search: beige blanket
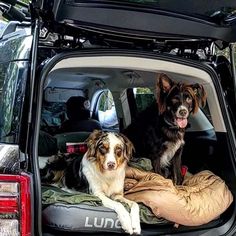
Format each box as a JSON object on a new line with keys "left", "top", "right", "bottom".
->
{"left": 124, "top": 167, "right": 233, "bottom": 226}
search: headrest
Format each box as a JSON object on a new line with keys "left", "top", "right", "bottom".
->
{"left": 66, "top": 96, "right": 90, "bottom": 110}
{"left": 66, "top": 96, "right": 90, "bottom": 120}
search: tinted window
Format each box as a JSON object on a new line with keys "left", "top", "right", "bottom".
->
{"left": 0, "top": 61, "right": 29, "bottom": 143}
{"left": 0, "top": 28, "right": 32, "bottom": 144}
{"left": 134, "top": 87, "right": 155, "bottom": 113}
{"left": 40, "top": 101, "right": 66, "bottom": 134}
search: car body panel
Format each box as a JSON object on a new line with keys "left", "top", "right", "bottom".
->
{"left": 0, "top": 27, "right": 33, "bottom": 174}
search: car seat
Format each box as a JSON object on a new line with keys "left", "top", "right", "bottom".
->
{"left": 38, "top": 130, "right": 58, "bottom": 156}
{"left": 59, "top": 96, "right": 102, "bottom": 133}
{"left": 54, "top": 131, "right": 91, "bottom": 153}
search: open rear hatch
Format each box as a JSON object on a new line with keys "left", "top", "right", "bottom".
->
{"left": 34, "top": 0, "right": 236, "bottom": 47}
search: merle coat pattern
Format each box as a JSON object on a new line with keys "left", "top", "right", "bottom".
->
{"left": 40, "top": 130, "right": 141, "bottom": 235}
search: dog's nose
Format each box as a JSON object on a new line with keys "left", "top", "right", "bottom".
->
{"left": 107, "top": 162, "right": 115, "bottom": 169}
{"left": 179, "top": 109, "right": 187, "bottom": 117}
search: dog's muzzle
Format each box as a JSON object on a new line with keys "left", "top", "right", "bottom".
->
{"left": 107, "top": 161, "right": 116, "bottom": 170}
{"left": 175, "top": 106, "right": 189, "bottom": 128}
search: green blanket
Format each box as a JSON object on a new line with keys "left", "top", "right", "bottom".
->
{"left": 42, "top": 158, "right": 168, "bottom": 225}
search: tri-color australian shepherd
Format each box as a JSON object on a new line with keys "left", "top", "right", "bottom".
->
{"left": 41, "top": 130, "right": 141, "bottom": 235}
{"left": 123, "top": 73, "right": 207, "bottom": 185}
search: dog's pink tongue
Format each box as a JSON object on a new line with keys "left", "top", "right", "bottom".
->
{"left": 176, "top": 118, "right": 188, "bottom": 128}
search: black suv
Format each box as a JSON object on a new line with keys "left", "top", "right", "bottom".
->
{"left": 1, "top": 1, "right": 236, "bottom": 235}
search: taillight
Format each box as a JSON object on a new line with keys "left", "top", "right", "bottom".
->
{"left": 0, "top": 174, "right": 31, "bottom": 236}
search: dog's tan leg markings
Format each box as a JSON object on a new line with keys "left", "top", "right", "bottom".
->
{"left": 112, "top": 194, "right": 141, "bottom": 235}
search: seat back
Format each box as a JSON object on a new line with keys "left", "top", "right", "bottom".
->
{"left": 60, "top": 119, "right": 102, "bottom": 133}
{"left": 59, "top": 96, "right": 102, "bottom": 133}
{"left": 54, "top": 131, "right": 91, "bottom": 153}
{"left": 38, "top": 131, "right": 58, "bottom": 156}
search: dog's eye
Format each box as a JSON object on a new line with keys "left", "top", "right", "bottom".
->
{"left": 172, "top": 98, "right": 179, "bottom": 104}
{"left": 186, "top": 97, "right": 192, "bottom": 103}
{"left": 99, "top": 146, "right": 107, "bottom": 154}
{"left": 115, "top": 148, "right": 122, "bottom": 157}
{"left": 184, "top": 93, "right": 192, "bottom": 103}
{"left": 171, "top": 94, "right": 180, "bottom": 103}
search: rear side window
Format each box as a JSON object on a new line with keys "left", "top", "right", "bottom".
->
{"left": 97, "top": 90, "right": 119, "bottom": 130}
{"left": 134, "top": 87, "right": 155, "bottom": 113}
{"left": 0, "top": 61, "right": 28, "bottom": 143}
{"left": 120, "top": 87, "right": 155, "bottom": 128}
{"left": 0, "top": 29, "right": 32, "bottom": 144}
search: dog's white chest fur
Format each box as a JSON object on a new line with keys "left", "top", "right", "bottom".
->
{"left": 160, "top": 139, "right": 185, "bottom": 168}
{"left": 82, "top": 160, "right": 126, "bottom": 196}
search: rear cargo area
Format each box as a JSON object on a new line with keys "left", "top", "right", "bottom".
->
{"left": 36, "top": 54, "right": 235, "bottom": 235}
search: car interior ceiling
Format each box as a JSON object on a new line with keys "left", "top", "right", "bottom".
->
{"left": 39, "top": 56, "right": 235, "bottom": 233}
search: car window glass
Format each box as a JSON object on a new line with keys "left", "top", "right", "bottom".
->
{"left": 0, "top": 62, "right": 26, "bottom": 143}
{"left": 40, "top": 101, "right": 66, "bottom": 134}
{"left": 97, "top": 90, "right": 119, "bottom": 130}
{"left": 133, "top": 87, "right": 156, "bottom": 113}
{"left": 215, "top": 46, "right": 230, "bottom": 60}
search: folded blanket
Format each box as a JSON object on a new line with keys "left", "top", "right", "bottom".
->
{"left": 41, "top": 158, "right": 233, "bottom": 227}
{"left": 42, "top": 185, "right": 168, "bottom": 225}
{"left": 124, "top": 167, "right": 233, "bottom": 226}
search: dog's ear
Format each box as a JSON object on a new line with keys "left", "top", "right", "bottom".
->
{"left": 191, "top": 83, "right": 207, "bottom": 113}
{"left": 85, "top": 129, "right": 104, "bottom": 158}
{"left": 119, "top": 133, "right": 135, "bottom": 161}
{"left": 156, "top": 73, "right": 175, "bottom": 114}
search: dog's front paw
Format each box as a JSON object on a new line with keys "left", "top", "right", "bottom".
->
{"left": 131, "top": 220, "right": 141, "bottom": 235}
{"left": 130, "top": 203, "right": 141, "bottom": 235}
{"left": 116, "top": 206, "right": 134, "bottom": 235}
{"left": 119, "top": 215, "right": 133, "bottom": 234}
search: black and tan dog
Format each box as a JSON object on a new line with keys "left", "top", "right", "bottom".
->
{"left": 123, "top": 73, "right": 206, "bottom": 185}
{"left": 40, "top": 152, "right": 87, "bottom": 192}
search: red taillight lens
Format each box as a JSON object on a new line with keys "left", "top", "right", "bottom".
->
{"left": 0, "top": 197, "right": 18, "bottom": 213}
{"left": 0, "top": 174, "right": 31, "bottom": 236}
{"left": 20, "top": 174, "right": 31, "bottom": 236}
